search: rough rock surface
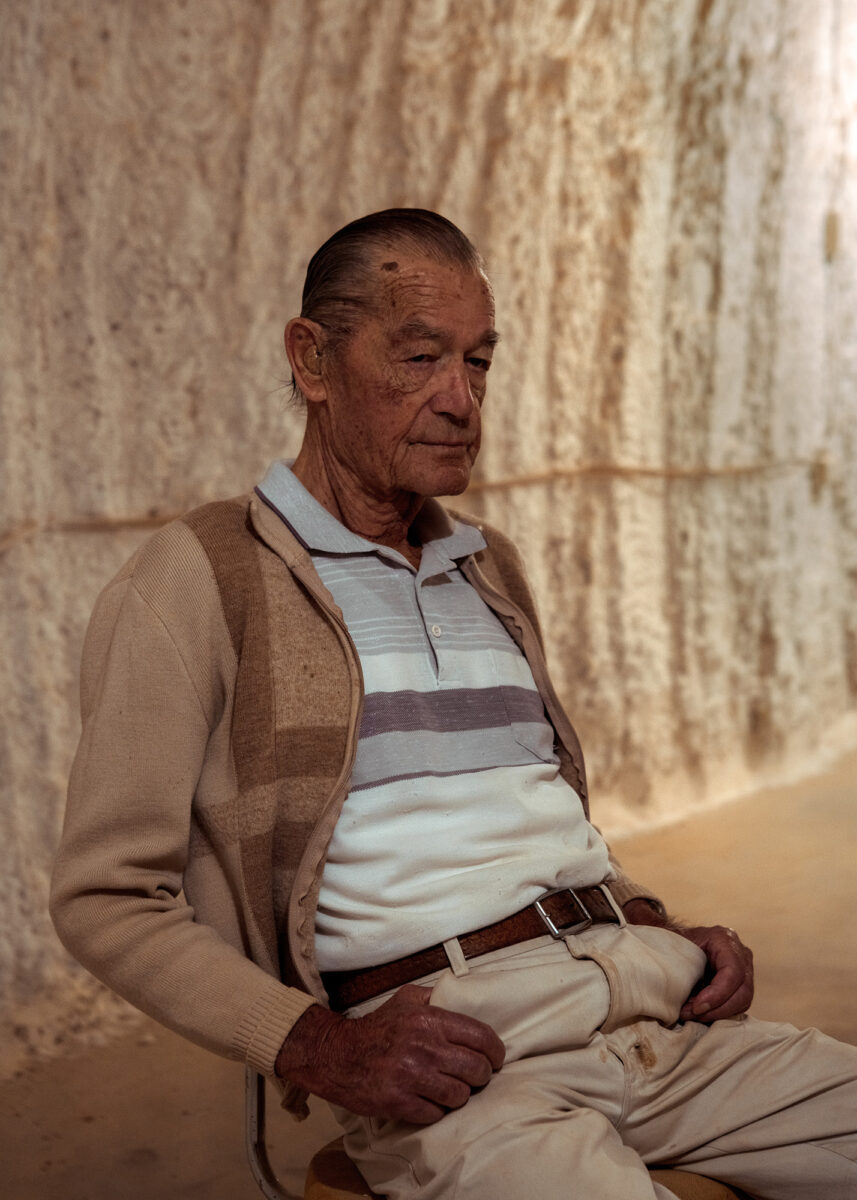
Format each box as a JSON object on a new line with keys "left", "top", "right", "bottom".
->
{"left": 2, "top": 0, "right": 855, "bottom": 1066}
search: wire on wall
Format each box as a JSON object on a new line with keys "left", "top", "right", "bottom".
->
{"left": 0, "top": 454, "right": 830, "bottom": 557}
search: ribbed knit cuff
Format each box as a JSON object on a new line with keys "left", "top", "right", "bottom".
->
{"left": 233, "top": 981, "right": 318, "bottom": 1076}
{"left": 607, "top": 876, "right": 667, "bottom": 917}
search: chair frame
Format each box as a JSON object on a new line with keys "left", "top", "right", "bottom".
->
{"left": 246, "top": 1066, "right": 299, "bottom": 1200}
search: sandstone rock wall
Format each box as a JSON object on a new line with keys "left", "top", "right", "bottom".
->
{"left": 2, "top": 0, "right": 855, "bottom": 1065}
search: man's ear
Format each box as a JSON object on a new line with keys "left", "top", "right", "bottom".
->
{"left": 285, "top": 318, "right": 327, "bottom": 403}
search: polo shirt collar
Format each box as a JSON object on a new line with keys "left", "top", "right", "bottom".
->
{"left": 255, "top": 460, "right": 486, "bottom": 566}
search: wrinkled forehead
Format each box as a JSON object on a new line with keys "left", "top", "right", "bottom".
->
{"left": 367, "top": 249, "right": 494, "bottom": 323}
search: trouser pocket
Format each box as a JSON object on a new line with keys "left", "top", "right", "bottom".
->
{"left": 567, "top": 924, "right": 706, "bottom": 1033}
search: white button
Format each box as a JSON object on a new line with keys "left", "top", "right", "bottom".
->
{"left": 430, "top": 624, "right": 442, "bottom": 637}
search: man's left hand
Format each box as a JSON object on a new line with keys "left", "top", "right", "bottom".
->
{"left": 677, "top": 923, "right": 754, "bottom": 1022}
{"left": 623, "top": 899, "right": 754, "bottom": 1023}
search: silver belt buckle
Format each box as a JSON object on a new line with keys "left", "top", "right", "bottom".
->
{"left": 535, "top": 887, "right": 593, "bottom": 938}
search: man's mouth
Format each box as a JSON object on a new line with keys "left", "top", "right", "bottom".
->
{"left": 416, "top": 440, "right": 474, "bottom": 448}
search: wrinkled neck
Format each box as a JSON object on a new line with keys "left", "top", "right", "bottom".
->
{"left": 292, "top": 427, "right": 423, "bottom": 566}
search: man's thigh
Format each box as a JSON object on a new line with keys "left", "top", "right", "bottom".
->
{"left": 338, "top": 1039, "right": 674, "bottom": 1200}
{"left": 340, "top": 1014, "right": 857, "bottom": 1200}
{"left": 612, "top": 1015, "right": 857, "bottom": 1199}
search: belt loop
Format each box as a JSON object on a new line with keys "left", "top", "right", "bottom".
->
{"left": 600, "top": 883, "right": 627, "bottom": 928}
{"left": 442, "top": 937, "right": 470, "bottom": 977}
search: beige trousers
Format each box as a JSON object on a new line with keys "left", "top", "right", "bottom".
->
{"left": 334, "top": 923, "right": 857, "bottom": 1200}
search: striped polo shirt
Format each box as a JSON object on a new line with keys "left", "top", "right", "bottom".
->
{"left": 257, "top": 462, "right": 610, "bottom": 971}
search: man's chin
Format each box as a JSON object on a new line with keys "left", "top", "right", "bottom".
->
{"left": 430, "top": 469, "right": 474, "bottom": 498}
{"left": 399, "top": 465, "right": 473, "bottom": 500}
{"left": 413, "top": 445, "right": 477, "bottom": 494}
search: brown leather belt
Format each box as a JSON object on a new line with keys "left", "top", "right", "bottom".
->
{"left": 322, "top": 885, "right": 620, "bottom": 1012}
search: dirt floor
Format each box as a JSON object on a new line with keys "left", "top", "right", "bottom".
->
{"left": 3, "top": 750, "right": 856, "bottom": 1200}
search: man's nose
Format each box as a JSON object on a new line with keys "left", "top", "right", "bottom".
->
{"left": 432, "top": 362, "right": 475, "bottom": 420}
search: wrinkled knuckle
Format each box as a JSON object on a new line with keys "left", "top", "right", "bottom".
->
{"left": 444, "top": 1079, "right": 472, "bottom": 1109}
{"left": 392, "top": 1051, "right": 423, "bottom": 1088}
{"left": 472, "top": 1057, "right": 493, "bottom": 1087}
{"left": 416, "top": 1007, "right": 442, "bottom": 1032}
{"left": 455, "top": 1049, "right": 488, "bottom": 1087}
{"left": 401, "top": 1098, "right": 433, "bottom": 1126}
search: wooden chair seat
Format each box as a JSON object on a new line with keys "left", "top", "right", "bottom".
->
{"left": 304, "top": 1136, "right": 748, "bottom": 1200}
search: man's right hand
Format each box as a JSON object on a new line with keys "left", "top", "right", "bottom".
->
{"left": 274, "top": 984, "right": 506, "bottom": 1125}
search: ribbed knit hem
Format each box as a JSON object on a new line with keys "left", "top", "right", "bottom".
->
{"left": 233, "top": 980, "right": 318, "bottom": 1076}
{"left": 607, "top": 877, "right": 667, "bottom": 916}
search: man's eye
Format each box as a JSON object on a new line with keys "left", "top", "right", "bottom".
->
{"left": 407, "top": 354, "right": 434, "bottom": 364}
{"left": 468, "top": 357, "right": 491, "bottom": 372}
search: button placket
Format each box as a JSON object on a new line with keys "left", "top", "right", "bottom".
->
{"left": 416, "top": 548, "right": 458, "bottom": 683}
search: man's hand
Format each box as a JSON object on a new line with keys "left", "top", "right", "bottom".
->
{"left": 623, "top": 899, "right": 754, "bottom": 1023}
{"left": 677, "top": 924, "right": 755, "bottom": 1022}
{"left": 275, "top": 984, "right": 506, "bottom": 1125}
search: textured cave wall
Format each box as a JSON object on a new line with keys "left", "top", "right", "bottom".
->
{"left": 1, "top": 0, "right": 855, "bottom": 1065}
{"left": 464, "top": 0, "right": 857, "bottom": 828}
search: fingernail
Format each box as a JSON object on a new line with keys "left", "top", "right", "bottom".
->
{"left": 695, "top": 1001, "right": 711, "bottom": 1016}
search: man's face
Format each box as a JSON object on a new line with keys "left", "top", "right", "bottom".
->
{"left": 319, "top": 252, "right": 497, "bottom": 504}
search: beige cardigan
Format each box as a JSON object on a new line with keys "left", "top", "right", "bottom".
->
{"left": 50, "top": 492, "right": 661, "bottom": 1109}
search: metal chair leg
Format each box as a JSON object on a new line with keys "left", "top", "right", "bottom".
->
{"left": 245, "top": 1066, "right": 301, "bottom": 1200}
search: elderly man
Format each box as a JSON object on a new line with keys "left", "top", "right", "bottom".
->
{"left": 52, "top": 210, "right": 856, "bottom": 1200}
